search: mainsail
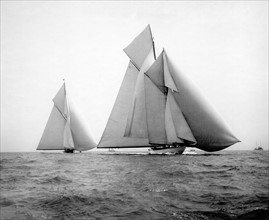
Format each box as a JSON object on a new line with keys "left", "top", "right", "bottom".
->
{"left": 98, "top": 25, "right": 155, "bottom": 148}
{"left": 98, "top": 25, "right": 239, "bottom": 151}
{"left": 37, "top": 82, "right": 96, "bottom": 151}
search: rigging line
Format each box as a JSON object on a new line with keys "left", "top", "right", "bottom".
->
{"left": 129, "top": 59, "right": 140, "bottom": 71}
{"left": 153, "top": 41, "right": 157, "bottom": 61}
{"left": 54, "top": 104, "right": 68, "bottom": 121}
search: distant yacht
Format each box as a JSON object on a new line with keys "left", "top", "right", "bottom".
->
{"left": 37, "top": 81, "right": 96, "bottom": 153}
{"left": 254, "top": 141, "right": 263, "bottom": 151}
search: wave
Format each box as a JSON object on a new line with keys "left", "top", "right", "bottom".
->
{"left": 39, "top": 175, "right": 72, "bottom": 185}
{"left": 158, "top": 170, "right": 190, "bottom": 178}
{"left": 0, "top": 198, "right": 15, "bottom": 207}
{"left": 236, "top": 209, "right": 269, "bottom": 220}
{"left": 0, "top": 174, "right": 27, "bottom": 184}
{"left": 35, "top": 191, "right": 161, "bottom": 219}
{"left": 26, "top": 159, "right": 37, "bottom": 164}
{"left": 1, "top": 151, "right": 268, "bottom": 220}
{"left": 171, "top": 209, "right": 269, "bottom": 220}
{"left": 210, "top": 184, "right": 243, "bottom": 191}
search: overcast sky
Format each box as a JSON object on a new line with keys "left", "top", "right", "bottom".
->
{"left": 1, "top": 1, "right": 268, "bottom": 152}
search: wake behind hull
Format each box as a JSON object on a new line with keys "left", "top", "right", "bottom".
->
{"left": 148, "top": 146, "right": 186, "bottom": 155}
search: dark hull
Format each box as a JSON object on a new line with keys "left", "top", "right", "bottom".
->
{"left": 64, "top": 149, "right": 75, "bottom": 153}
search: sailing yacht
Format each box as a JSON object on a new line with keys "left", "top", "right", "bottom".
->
{"left": 254, "top": 141, "right": 263, "bottom": 150}
{"left": 37, "top": 81, "right": 96, "bottom": 153}
{"left": 95, "top": 25, "right": 239, "bottom": 154}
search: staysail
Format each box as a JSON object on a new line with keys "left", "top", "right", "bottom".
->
{"left": 37, "top": 82, "right": 96, "bottom": 151}
{"left": 144, "top": 51, "right": 197, "bottom": 146}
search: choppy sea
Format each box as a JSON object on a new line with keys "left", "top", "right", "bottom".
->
{"left": 0, "top": 150, "right": 268, "bottom": 220}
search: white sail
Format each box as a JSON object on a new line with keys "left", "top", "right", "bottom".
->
{"left": 98, "top": 25, "right": 156, "bottom": 148}
{"left": 124, "top": 47, "right": 155, "bottom": 138}
{"left": 53, "top": 83, "right": 75, "bottom": 150}
{"left": 69, "top": 100, "right": 96, "bottom": 151}
{"left": 63, "top": 120, "right": 75, "bottom": 149}
{"left": 52, "top": 83, "right": 67, "bottom": 117}
{"left": 144, "top": 75, "right": 167, "bottom": 144}
{"left": 144, "top": 51, "right": 196, "bottom": 145}
{"left": 143, "top": 49, "right": 238, "bottom": 151}
{"left": 166, "top": 90, "right": 196, "bottom": 144}
{"left": 98, "top": 62, "right": 150, "bottom": 148}
{"left": 37, "top": 105, "right": 66, "bottom": 150}
{"left": 37, "top": 82, "right": 96, "bottom": 151}
{"left": 123, "top": 25, "right": 155, "bottom": 138}
{"left": 124, "top": 24, "right": 155, "bottom": 69}
{"left": 165, "top": 93, "right": 184, "bottom": 144}
{"left": 163, "top": 51, "right": 240, "bottom": 151}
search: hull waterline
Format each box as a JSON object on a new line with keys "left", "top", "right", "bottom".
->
{"left": 91, "top": 146, "right": 186, "bottom": 155}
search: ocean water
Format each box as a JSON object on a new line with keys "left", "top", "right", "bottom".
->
{"left": 0, "top": 150, "right": 268, "bottom": 220}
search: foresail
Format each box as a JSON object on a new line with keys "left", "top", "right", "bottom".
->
{"left": 63, "top": 121, "right": 75, "bottom": 149}
{"left": 165, "top": 95, "right": 184, "bottom": 144}
{"left": 37, "top": 106, "right": 65, "bottom": 150}
{"left": 69, "top": 100, "right": 96, "bottom": 151}
{"left": 144, "top": 51, "right": 197, "bottom": 146}
{"left": 166, "top": 90, "right": 196, "bottom": 144}
{"left": 98, "top": 62, "right": 150, "bottom": 148}
{"left": 53, "top": 83, "right": 75, "bottom": 150}
{"left": 163, "top": 52, "right": 178, "bottom": 92}
{"left": 164, "top": 51, "right": 240, "bottom": 151}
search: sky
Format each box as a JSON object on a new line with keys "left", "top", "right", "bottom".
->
{"left": 1, "top": 1, "right": 268, "bottom": 152}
